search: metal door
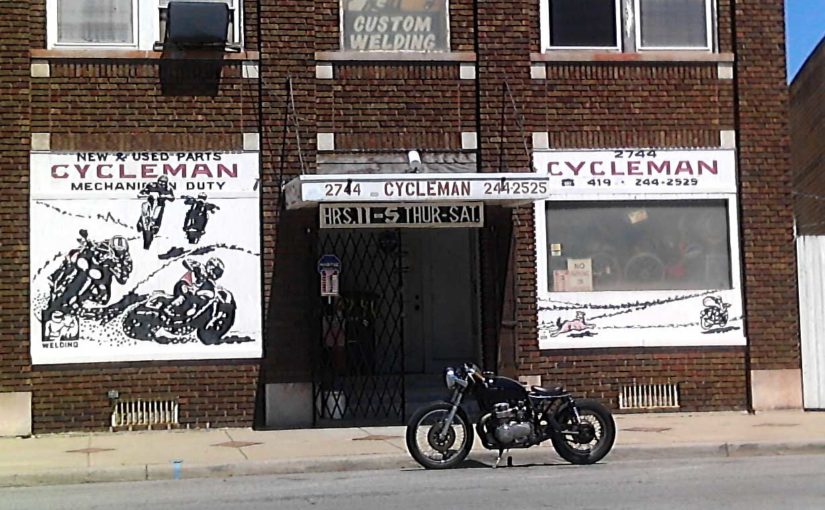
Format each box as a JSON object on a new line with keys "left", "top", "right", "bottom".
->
{"left": 315, "top": 230, "right": 405, "bottom": 425}
{"left": 797, "top": 235, "right": 825, "bottom": 409}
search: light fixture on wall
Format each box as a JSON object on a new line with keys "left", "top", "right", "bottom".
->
{"left": 407, "top": 150, "right": 422, "bottom": 173}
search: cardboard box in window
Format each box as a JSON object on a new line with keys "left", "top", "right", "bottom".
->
{"left": 565, "top": 258, "right": 593, "bottom": 292}
{"left": 553, "top": 269, "right": 593, "bottom": 292}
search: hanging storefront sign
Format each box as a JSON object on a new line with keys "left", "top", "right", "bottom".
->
{"left": 29, "top": 151, "right": 262, "bottom": 365}
{"left": 341, "top": 0, "right": 449, "bottom": 52}
{"left": 533, "top": 148, "right": 745, "bottom": 350}
{"left": 285, "top": 173, "right": 550, "bottom": 209}
{"left": 319, "top": 202, "right": 484, "bottom": 228}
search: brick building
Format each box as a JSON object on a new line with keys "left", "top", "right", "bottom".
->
{"left": 791, "top": 36, "right": 825, "bottom": 410}
{"left": 0, "top": 0, "right": 800, "bottom": 435}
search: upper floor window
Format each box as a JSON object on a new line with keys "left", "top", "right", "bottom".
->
{"left": 55, "top": 0, "right": 136, "bottom": 46}
{"left": 47, "top": 0, "right": 242, "bottom": 50}
{"left": 341, "top": 0, "right": 450, "bottom": 52}
{"left": 540, "top": 0, "right": 714, "bottom": 52}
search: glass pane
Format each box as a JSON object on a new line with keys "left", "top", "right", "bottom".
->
{"left": 639, "top": 0, "right": 708, "bottom": 48}
{"left": 550, "top": 0, "right": 617, "bottom": 47}
{"left": 57, "top": 0, "right": 133, "bottom": 44}
{"left": 546, "top": 200, "right": 731, "bottom": 292}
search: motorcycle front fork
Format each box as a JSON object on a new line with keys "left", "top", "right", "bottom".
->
{"left": 437, "top": 389, "right": 464, "bottom": 442}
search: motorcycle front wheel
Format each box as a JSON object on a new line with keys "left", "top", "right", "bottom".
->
{"left": 551, "top": 399, "right": 615, "bottom": 465}
{"left": 142, "top": 229, "right": 154, "bottom": 250}
{"left": 406, "top": 402, "right": 473, "bottom": 470}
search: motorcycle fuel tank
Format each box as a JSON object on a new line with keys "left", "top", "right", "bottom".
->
{"left": 477, "top": 376, "right": 528, "bottom": 410}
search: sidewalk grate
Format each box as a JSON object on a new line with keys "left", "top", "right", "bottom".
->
{"left": 619, "top": 382, "right": 680, "bottom": 410}
{"left": 111, "top": 399, "right": 179, "bottom": 430}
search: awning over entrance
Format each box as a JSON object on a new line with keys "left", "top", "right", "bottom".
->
{"left": 284, "top": 173, "right": 550, "bottom": 210}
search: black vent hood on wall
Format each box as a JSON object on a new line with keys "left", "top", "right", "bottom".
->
{"left": 165, "top": 1, "right": 230, "bottom": 49}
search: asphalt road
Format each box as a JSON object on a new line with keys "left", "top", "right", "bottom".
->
{"left": 3, "top": 454, "right": 825, "bottom": 510}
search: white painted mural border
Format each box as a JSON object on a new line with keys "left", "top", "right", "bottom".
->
{"left": 29, "top": 151, "right": 263, "bottom": 365}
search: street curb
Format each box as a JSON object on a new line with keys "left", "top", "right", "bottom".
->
{"left": 2, "top": 440, "right": 825, "bottom": 488}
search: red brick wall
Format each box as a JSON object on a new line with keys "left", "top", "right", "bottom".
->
{"left": 734, "top": 0, "right": 799, "bottom": 371}
{"left": 10, "top": 3, "right": 265, "bottom": 433}
{"left": 1, "top": 0, "right": 796, "bottom": 430}
{"left": 0, "top": 1, "right": 33, "bottom": 395}
{"left": 791, "top": 40, "right": 825, "bottom": 234}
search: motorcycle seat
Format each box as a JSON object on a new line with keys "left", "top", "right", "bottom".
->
{"left": 530, "top": 385, "right": 566, "bottom": 397}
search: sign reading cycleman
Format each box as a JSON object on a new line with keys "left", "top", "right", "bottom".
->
{"left": 30, "top": 152, "right": 262, "bottom": 365}
{"left": 342, "top": 0, "right": 449, "bottom": 52}
{"left": 320, "top": 202, "right": 483, "bottom": 228}
{"left": 533, "top": 148, "right": 737, "bottom": 194}
{"left": 285, "top": 173, "right": 550, "bottom": 209}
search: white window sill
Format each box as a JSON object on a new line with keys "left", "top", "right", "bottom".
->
{"left": 31, "top": 48, "right": 259, "bottom": 61}
{"left": 315, "top": 51, "right": 477, "bottom": 63}
{"left": 531, "top": 51, "right": 734, "bottom": 63}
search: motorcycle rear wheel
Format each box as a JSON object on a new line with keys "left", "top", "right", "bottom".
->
{"left": 551, "top": 399, "right": 615, "bottom": 465}
{"left": 406, "top": 403, "right": 473, "bottom": 470}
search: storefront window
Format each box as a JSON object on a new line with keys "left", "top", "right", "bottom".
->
{"left": 546, "top": 200, "right": 731, "bottom": 292}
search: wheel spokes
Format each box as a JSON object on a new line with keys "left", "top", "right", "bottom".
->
{"left": 414, "top": 410, "right": 467, "bottom": 464}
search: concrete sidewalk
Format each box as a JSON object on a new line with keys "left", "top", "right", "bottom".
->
{"left": 1, "top": 410, "right": 824, "bottom": 488}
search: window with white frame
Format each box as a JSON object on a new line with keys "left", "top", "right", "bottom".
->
{"left": 47, "top": 0, "right": 242, "bottom": 50}
{"left": 545, "top": 200, "right": 732, "bottom": 292}
{"left": 540, "top": 0, "right": 714, "bottom": 52}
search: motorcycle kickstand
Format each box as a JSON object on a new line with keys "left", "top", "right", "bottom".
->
{"left": 493, "top": 449, "right": 511, "bottom": 469}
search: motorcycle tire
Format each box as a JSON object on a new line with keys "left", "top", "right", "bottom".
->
{"left": 196, "top": 303, "right": 236, "bottom": 345}
{"left": 123, "top": 308, "right": 160, "bottom": 341}
{"left": 550, "top": 399, "right": 615, "bottom": 465}
{"left": 406, "top": 402, "right": 474, "bottom": 470}
{"left": 186, "top": 231, "right": 201, "bottom": 244}
{"left": 700, "top": 315, "right": 714, "bottom": 330}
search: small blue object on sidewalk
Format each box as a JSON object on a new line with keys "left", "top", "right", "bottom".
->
{"left": 172, "top": 460, "right": 182, "bottom": 480}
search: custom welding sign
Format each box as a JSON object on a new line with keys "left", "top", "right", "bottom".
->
{"left": 317, "top": 254, "right": 342, "bottom": 297}
{"left": 320, "top": 202, "right": 484, "bottom": 228}
{"left": 341, "top": 0, "right": 449, "bottom": 52}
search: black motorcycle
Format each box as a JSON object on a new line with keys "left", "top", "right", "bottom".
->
{"left": 48, "top": 233, "right": 132, "bottom": 314}
{"left": 700, "top": 297, "right": 730, "bottom": 330}
{"left": 406, "top": 363, "right": 615, "bottom": 469}
{"left": 123, "top": 277, "right": 236, "bottom": 345}
{"left": 182, "top": 195, "right": 219, "bottom": 244}
{"left": 137, "top": 187, "right": 174, "bottom": 249}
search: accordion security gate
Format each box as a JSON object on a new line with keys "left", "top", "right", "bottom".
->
{"left": 315, "top": 230, "right": 405, "bottom": 426}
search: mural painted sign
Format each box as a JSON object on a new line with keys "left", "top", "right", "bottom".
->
{"left": 341, "top": 0, "right": 449, "bottom": 52}
{"left": 30, "top": 152, "right": 262, "bottom": 365}
{"left": 533, "top": 148, "right": 745, "bottom": 349}
{"left": 533, "top": 149, "right": 737, "bottom": 194}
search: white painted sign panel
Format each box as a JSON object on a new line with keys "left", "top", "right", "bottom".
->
{"left": 30, "top": 152, "right": 262, "bottom": 365}
{"left": 285, "top": 173, "right": 550, "bottom": 209}
{"left": 533, "top": 148, "right": 745, "bottom": 350}
{"left": 533, "top": 148, "right": 737, "bottom": 194}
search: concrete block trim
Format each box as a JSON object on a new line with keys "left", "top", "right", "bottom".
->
{"left": 0, "top": 392, "right": 32, "bottom": 437}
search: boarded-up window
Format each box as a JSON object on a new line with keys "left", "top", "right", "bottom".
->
{"left": 341, "top": 0, "right": 449, "bottom": 52}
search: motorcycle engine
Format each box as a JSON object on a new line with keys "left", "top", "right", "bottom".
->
{"left": 491, "top": 402, "right": 534, "bottom": 446}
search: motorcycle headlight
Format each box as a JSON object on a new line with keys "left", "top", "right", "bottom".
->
{"left": 444, "top": 367, "right": 461, "bottom": 390}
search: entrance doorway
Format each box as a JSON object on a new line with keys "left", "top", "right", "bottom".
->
{"left": 403, "top": 230, "right": 481, "bottom": 416}
{"left": 314, "top": 229, "right": 481, "bottom": 426}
